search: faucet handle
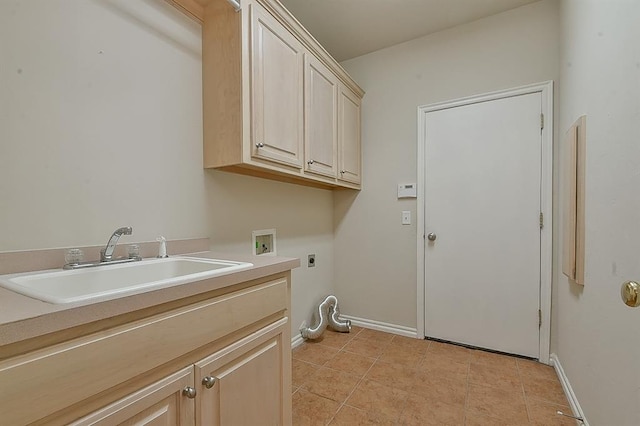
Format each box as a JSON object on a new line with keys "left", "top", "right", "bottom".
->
{"left": 127, "top": 244, "right": 140, "bottom": 260}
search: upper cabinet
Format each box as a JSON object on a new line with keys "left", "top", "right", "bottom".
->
{"left": 250, "top": 4, "right": 304, "bottom": 169}
{"left": 338, "top": 84, "right": 362, "bottom": 185}
{"left": 304, "top": 54, "right": 338, "bottom": 179}
{"left": 173, "top": 0, "right": 364, "bottom": 189}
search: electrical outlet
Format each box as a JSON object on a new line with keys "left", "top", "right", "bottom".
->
{"left": 308, "top": 254, "right": 316, "bottom": 267}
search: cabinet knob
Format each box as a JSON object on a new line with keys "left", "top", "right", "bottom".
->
{"left": 255, "top": 142, "right": 264, "bottom": 148}
{"left": 340, "top": 170, "right": 345, "bottom": 174}
{"left": 307, "top": 160, "right": 314, "bottom": 165}
{"left": 182, "top": 386, "right": 197, "bottom": 399}
{"left": 202, "top": 376, "right": 217, "bottom": 389}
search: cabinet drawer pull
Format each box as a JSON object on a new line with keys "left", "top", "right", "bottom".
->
{"left": 202, "top": 376, "right": 218, "bottom": 389}
{"left": 307, "top": 160, "right": 314, "bottom": 165}
{"left": 340, "top": 170, "right": 345, "bottom": 174}
{"left": 256, "top": 142, "right": 265, "bottom": 148}
{"left": 182, "top": 386, "right": 197, "bottom": 399}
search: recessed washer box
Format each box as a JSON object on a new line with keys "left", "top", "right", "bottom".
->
{"left": 252, "top": 229, "right": 277, "bottom": 256}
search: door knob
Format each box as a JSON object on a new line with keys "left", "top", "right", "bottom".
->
{"left": 427, "top": 233, "right": 437, "bottom": 241}
{"left": 621, "top": 281, "right": 640, "bottom": 307}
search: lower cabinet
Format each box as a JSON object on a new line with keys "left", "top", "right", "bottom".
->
{"left": 72, "top": 319, "right": 288, "bottom": 426}
{"left": 71, "top": 367, "right": 196, "bottom": 426}
{"left": 196, "top": 319, "right": 288, "bottom": 425}
{"left": 0, "top": 276, "right": 292, "bottom": 425}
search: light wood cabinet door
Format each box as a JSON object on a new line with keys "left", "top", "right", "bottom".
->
{"left": 197, "top": 0, "right": 364, "bottom": 188}
{"left": 71, "top": 367, "right": 195, "bottom": 426}
{"left": 195, "top": 318, "right": 290, "bottom": 426}
{"left": 304, "top": 53, "right": 338, "bottom": 178}
{"left": 338, "top": 84, "right": 362, "bottom": 185}
{"left": 251, "top": 3, "right": 304, "bottom": 169}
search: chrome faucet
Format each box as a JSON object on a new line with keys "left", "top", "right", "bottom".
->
{"left": 63, "top": 226, "right": 142, "bottom": 270}
{"left": 101, "top": 226, "right": 133, "bottom": 262}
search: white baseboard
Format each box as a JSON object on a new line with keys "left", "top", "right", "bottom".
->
{"left": 291, "top": 332, "right": 304, "bottom": 349}
{"left": 340, "top": 314, "right": 418, "bottom": 338}
{"left": 550, "top": 353, "right": 589, "bottom": 426}
{"left": 291, "top": 315, "right": 418, "bottom": 348}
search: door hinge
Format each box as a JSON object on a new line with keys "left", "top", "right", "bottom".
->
{"left": 539, "top": 212, "right": 544, "bottom": 229}
{"left": 540, "top": 113, "right": 544, "bottom": 130}
{"left": 538, "top": 309, "right": 542, "bottom": 327}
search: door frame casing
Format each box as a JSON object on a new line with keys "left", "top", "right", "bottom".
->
{"left": 416, "top": 81, "right": 553, "bottom": 364}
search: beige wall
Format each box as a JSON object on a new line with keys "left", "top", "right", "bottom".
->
{"left": 0, "top": 0, "right": 334, "bottom": 338}
{"left": 0, "top": 0, "right": 206, "bottom": 249}
{"left": 336, "top": 0, "right": 560, "bottom": 329}
{"left": 555, "top": 1, "right": 640, "bottom": 424}
{"left": 205, "top": 170, "right": 335, "bottom": 335}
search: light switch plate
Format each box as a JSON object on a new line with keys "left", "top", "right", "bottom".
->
{"left": 402, "top": 211, "right": 411, "bottom": 225}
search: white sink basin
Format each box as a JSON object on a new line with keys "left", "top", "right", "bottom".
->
{"left": 0, "top": 257, "right": 253, "bottom": 304}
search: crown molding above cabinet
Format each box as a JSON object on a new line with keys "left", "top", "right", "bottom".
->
{"left": 167, "top": 0, "right": 364, "bottom": 190}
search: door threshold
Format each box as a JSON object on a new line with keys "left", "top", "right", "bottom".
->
{"left": 424, "top": 336, "right": 537, "bottom": 361}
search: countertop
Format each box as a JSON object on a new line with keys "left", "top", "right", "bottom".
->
{"left": 0, "top": 251, "right": 299, "bottom": 347}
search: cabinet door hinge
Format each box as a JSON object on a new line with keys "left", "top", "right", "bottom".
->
{"left": 540, "top": 113, "right": 544, "bottom": 130}
{"left": 538, "top": 309, "right": 542, "bottom": 327}
{"left": 539, "top": 212, "right": 544, "bottom": 229}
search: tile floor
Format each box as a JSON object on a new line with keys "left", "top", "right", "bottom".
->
{"left": 292, "top": 326, "right": 574, "bottom": 425}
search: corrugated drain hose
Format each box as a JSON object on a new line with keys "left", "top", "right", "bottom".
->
{"left": 300, "top": 295, "right": 351, "bottom": 339}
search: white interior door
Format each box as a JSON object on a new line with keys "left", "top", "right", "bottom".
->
{"left": 424, "top": 92, "right": 542, "bottom": 358}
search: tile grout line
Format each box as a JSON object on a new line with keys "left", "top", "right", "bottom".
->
{"left": 301, "top": 331, "right": 542, "bottom": 425}
{"left": 462, "top": 354, "right": 472, "bottom": 425}
{"left": 293, "top": 336, "right": 349, "bottom": 399}
{"left": 517, "top": 360, "right": 534, "bottom": 424}
{"left": 381, "top": 336, "right": 432, "bottom": 424}
{"left": 470, "top": 355, "right": 532, "bottom": 424}
{"left": 296, "top": 327, "right": 368, "bottom": 425}
{"left": 324, "top": 330, "right": 389, "bottom": 425}
{"left": 293, "top": 341, "right": 345, "bottom": 424}
{"left": 297, "top": 333, "right": 567, "bottom": 426}
{"left": 325, "top": 353, "right": 378, "bottom": 425}
{"left": 394, "top": 339, "right": 434, "bottom": 425}
{"left": 323, "top": 338, "right": 353, "bottom": 425}
{"left": 324, "top": 329, "right": 421, "bottom": 425}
